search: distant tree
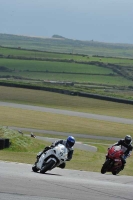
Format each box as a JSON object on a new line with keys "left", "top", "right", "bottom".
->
{"left": 52, "top": 35, "right": 66, "bottom": 39}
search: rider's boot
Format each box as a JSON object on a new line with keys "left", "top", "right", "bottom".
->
{"left": 121, "top": 164, "right": 125, "bottom": 171}
{"left": 58, "top": 162, "right": 66, "bottom": 169}
{"left": 120, "top": 156, "right": 126, "bottom": 171}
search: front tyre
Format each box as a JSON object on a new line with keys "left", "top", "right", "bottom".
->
{"left": 112, "top": 171, "right": 117, "bottom": 175}
{"left": 40, "top": 160, "right": 56, "bottom": 174}
{"left": 112, "top": 168, "right": 121, "bottom": 175}
{"left": 101, "top": 159, "right": 111, "bottom": 174}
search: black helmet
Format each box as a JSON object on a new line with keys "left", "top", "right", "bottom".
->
{"left": 124, "top": 135, "right": 132, "bottom": 145}
{"left": 66, "top": 136, "right": 75, "bottom": 148}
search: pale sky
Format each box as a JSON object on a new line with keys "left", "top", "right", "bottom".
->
{"left": 0, "top": 0, "right": 133, "bottom": 44}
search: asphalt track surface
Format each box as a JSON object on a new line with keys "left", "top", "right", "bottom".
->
{"left": 0, "top": 161, "right": 133, "bottom": 200}
{"left": 1, "top": 101, "right": 133, "bottom": 125}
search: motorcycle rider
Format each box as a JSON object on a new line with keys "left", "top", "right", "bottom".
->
{"left": 37, "top": 136, "right": 75, "bottom": 169}
{"left": 110, "top": 135, "right": 133, "bottom": 170}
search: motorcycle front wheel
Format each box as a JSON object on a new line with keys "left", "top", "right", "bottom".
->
{"left": 112, "top": 168, "right": 121, "bottom": 175}
{"left": 101, "top": 159, "right": 111, "bottom": 174}
{"left": 40, "top": 160, "right": 56, "bottom": 174}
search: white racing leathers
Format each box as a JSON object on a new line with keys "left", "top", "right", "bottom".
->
{"left": 32, "top": 144, "right": 68, "bottom": 174}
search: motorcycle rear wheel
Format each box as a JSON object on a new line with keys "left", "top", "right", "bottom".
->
{"left": 40, "top": 160, "right": 56, "bottom": 174}
{"left": 101, "top": 159, "right": 111, "bottom": 174}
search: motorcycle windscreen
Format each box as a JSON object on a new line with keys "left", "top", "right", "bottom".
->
{"left": 55, "top": 144, "right": 68, "bottom": 160}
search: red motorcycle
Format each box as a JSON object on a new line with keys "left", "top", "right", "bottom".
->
{"left": 101, "top": 145, "right": 124, "bottom": 175}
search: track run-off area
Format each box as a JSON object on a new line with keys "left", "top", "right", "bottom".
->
{"left": 1, "top": 101, "right": 133, "bottom": 151}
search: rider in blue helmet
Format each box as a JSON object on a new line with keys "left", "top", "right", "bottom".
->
{"left": 66, "top": 136, "right": 76, "bottom": 148}
{"left": 37, "top": 136, "right": 75, "bottom": 169}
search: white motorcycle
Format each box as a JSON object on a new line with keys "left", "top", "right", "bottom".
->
{"left": 32, "top": 144, "right": 68, "bottom": 173}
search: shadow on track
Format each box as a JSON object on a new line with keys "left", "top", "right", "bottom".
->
{"left": 31, "top": 171, "right": 62, "bottom": 176}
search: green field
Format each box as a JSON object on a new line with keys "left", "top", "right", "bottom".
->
{"left": 1, "top": 46, "right": 133, "bottom": 65}
{"left": 0, "top": 58, "right": 113, "bottom": 74}
{"left": 1, "top": 46, "right": 133, "bottom": 100}
{"left": 1, "top": 33, "right": 133, "bottom": 58}
{"left": 0, "top": 57, "right": 132, "bottom": 86}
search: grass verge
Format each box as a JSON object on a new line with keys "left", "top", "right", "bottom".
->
{"left": 0, "top": 126, "right": 133, "bottom": 176}
{"left": 0, "top": 106, "right": 133, "bottom": 138}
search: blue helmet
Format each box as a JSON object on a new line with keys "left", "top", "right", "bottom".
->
{"left": 66, "top": 136, "right": 75, "bottom": 148}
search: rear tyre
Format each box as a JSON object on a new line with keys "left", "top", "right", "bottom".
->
{"left": 32, "top": 164, "right": 39, "bottom": 172}
{"left": 40, "top": 160, "right": 56, "bottom": 174}
{"left": 101, "top": 159, "right": 111, "bottom": 174}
